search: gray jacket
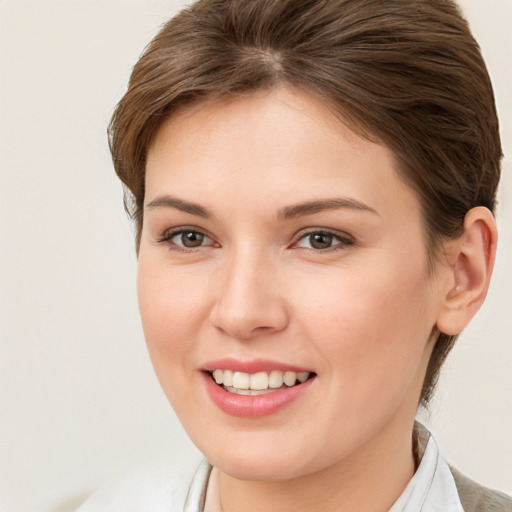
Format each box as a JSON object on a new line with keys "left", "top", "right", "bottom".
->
{"left": 451, "top": 467, "right": 512, "bottom": 512}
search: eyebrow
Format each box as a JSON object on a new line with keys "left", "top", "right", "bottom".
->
{"left": 145, "top": 195, "right": 378, "bottom": 220}
{"left": 145, "top": 196, "right": 213, "bottom": 218}
{"left": 278, "top": 197, "right": 379, "bottom": 220}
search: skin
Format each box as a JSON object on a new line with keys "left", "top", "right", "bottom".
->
{"left": 137, "top": 86, "right": 496, "bottom": 512}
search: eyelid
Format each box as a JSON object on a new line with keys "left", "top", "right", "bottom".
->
{"left": 291, "top": 228, "right": 355, "bottom": 250}
{"left": 155, "top": 225, "right": 354, "bottom": 251}
{"left": 156, "top": 225, "right": 218, "bottom": 250}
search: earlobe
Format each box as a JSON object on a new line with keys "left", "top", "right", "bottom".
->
{"left": 436, "top": 206, "right": 497, "bottom": 336}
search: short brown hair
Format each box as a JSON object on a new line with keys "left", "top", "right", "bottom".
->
{"left": 109, "top": 0, "right": 502, "bottom": 405}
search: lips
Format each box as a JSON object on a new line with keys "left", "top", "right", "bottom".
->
{"left": 202, "top": 358, "right": 316, "bottom": 417}
{"left": 203, "top": 358, "right": 313, "bottom": 374}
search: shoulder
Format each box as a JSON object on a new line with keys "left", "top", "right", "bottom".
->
{"left": 450, "top": 466, "right": 512, "bottom": 512}
{"left": 75, "top": 457, "right": 206, "bottom": 512}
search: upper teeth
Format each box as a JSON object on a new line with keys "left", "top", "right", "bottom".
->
{"left": 212, "top": 369, "right": 310, "bottom": 391}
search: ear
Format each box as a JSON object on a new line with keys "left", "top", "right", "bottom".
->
{"left": 436, "top": 206, "right": 498, "bottom": 336}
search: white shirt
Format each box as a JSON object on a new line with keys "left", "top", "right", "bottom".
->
{"left": 388, "top": 427, "right": 464, "bottom": 512}
{"left": 78, "top": 425, "right": 465, "bottom": 512}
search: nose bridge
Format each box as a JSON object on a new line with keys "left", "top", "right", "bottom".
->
{"left": 211, "top": 242, "right": 288, "bottom": 339}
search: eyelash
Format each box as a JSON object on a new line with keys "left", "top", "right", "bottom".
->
{"left": 156, "top": 227, "right": 355, "bottom": 253}
{"left": 156, "top": 227, "right": 217, "bottom": 253}
{"left": 292, "top": 229, "right": 355, "bottom": 252}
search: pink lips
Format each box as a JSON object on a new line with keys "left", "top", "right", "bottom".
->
{"left": 202, "top": 358, "right": 315, "bottom": 418}
{"left": 202, "top": 358, "right": 311, "bottom": 374}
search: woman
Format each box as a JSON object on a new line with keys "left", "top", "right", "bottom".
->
{"left": 80, "top": 0, "right": 511, "bottom": 510}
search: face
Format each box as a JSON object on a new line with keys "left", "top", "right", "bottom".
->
{"left": 138, "top": 87, "right": 445, "bottom": 481}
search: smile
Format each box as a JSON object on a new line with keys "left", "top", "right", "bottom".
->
{"left": 211, "top": 370, "right": 311, "bottom": 395}
{"left": 203, "top": 363, "right": 316, "bottom": 417}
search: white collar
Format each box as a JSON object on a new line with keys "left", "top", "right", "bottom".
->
{"left": 76, "top": 425, "right": 465, "bottom": 511}
{"left": 199, "top": 425, "right": 464, "bottom": 512}
{"left": 389, "top": 425, "right": 464, "bottom": 511}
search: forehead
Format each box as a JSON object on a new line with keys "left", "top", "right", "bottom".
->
{"left": 145, "top": 86, "right": 420, "bottom": 223}
{"left": 148, "top": 87, "right": 375, "bottom": 162}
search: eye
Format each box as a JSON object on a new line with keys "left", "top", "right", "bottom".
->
{"left": 294, "top": 230, "right": 353, "bottom": 250}
{"left": 173, "top": 230, "right": 208, "bottom": 248}
{"left": 157, "top": 228, "right": 216, "bottom": 250}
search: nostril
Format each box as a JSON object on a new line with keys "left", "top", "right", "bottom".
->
{"left": 213, "top": 322, "right": 281, "bottom": 341}
{"left": 252, "top": 325, "right": 277, "bottom": 334}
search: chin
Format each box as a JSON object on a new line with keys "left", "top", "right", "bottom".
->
{"left": 211, "top": 452, "right": 310, "bottom": 482}
{"left": 192, "top": 431, "right": 320, "bottom": 482}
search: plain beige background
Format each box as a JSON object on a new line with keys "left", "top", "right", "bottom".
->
{"left": 0, "top": 1, "right": 511, "bottom": 511}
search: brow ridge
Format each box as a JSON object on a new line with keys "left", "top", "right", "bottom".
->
{"left": 145, "top": 195, "right": 212, "bottom": 218}
{"left": 278, "top": 197, "right": 379, "bottom": 220}
{"left": 145, "top": 195, "right": 377, "bottom": 220}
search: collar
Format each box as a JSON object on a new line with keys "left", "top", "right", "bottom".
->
{"left": 187, "top": 423, "right": 464, "bottom": 512}
{"left": 389, "top": 422, "right": 464, "bottom": 511}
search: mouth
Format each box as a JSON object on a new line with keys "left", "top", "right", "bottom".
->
{"left": 202, "top": 359, "right": 317, "bottom": 417}
{"left": 209, "top": 369, "right": 315, "bottom": 396}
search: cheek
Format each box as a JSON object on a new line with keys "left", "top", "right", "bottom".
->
{"left": 137, "top": 263, "right": 214, "bottom": 425}
{"left": 136, "top": 261, "right": 210, "bottom": 380}
{"left": 291, "top": 258, "right": 436, "bottom": 397}
{"left": 296, "top": 259, "right": 431, "bottom": 336}
{"left": 138, "top": 258, "right": 209, "bottom": 333}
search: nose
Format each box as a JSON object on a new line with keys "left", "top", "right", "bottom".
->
{"left": 209, "top": 249, "right": 289, "bottom": 340}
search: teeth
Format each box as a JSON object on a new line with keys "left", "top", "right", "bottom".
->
{"left": 268, "top": 370, "right": 284, "bottom": 389}
{"left": 297, "top": 371, "right": 309, "bottom": 383}
{"left": 232, "top": 372, "right": 250, "bottom": 390}
{"left": 223, "top": 370, "right": 233, "bottom": 386}
{"left": 250, "top": 371, "right": 268, "bottom": 390}
{"left": 283, "top": 371, "right": 296, "bottom": 387}
{"left": 211, "top": 369, "right": 311, "bottom": 392}
{"left": 213, "top": 369, "right": 223, "bottom": 384}
{"left": 223, "top": 386, "right": 273, "bottom": 396}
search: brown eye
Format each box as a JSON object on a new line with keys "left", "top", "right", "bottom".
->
{"left": 294, "top": 230, "right": 353, "bottom": 251}
{"left": 158, "top": 227, "right": 216, "bottom": 251}
{"left": 178, "top": 231, "right": 205, "bottom": 247}
{"left": 309, "top": 233, "right": 333, "bottom": 249}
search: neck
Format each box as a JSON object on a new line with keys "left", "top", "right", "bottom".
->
{"left": 218, "top": 416, "right": 417, "bottom": 512}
